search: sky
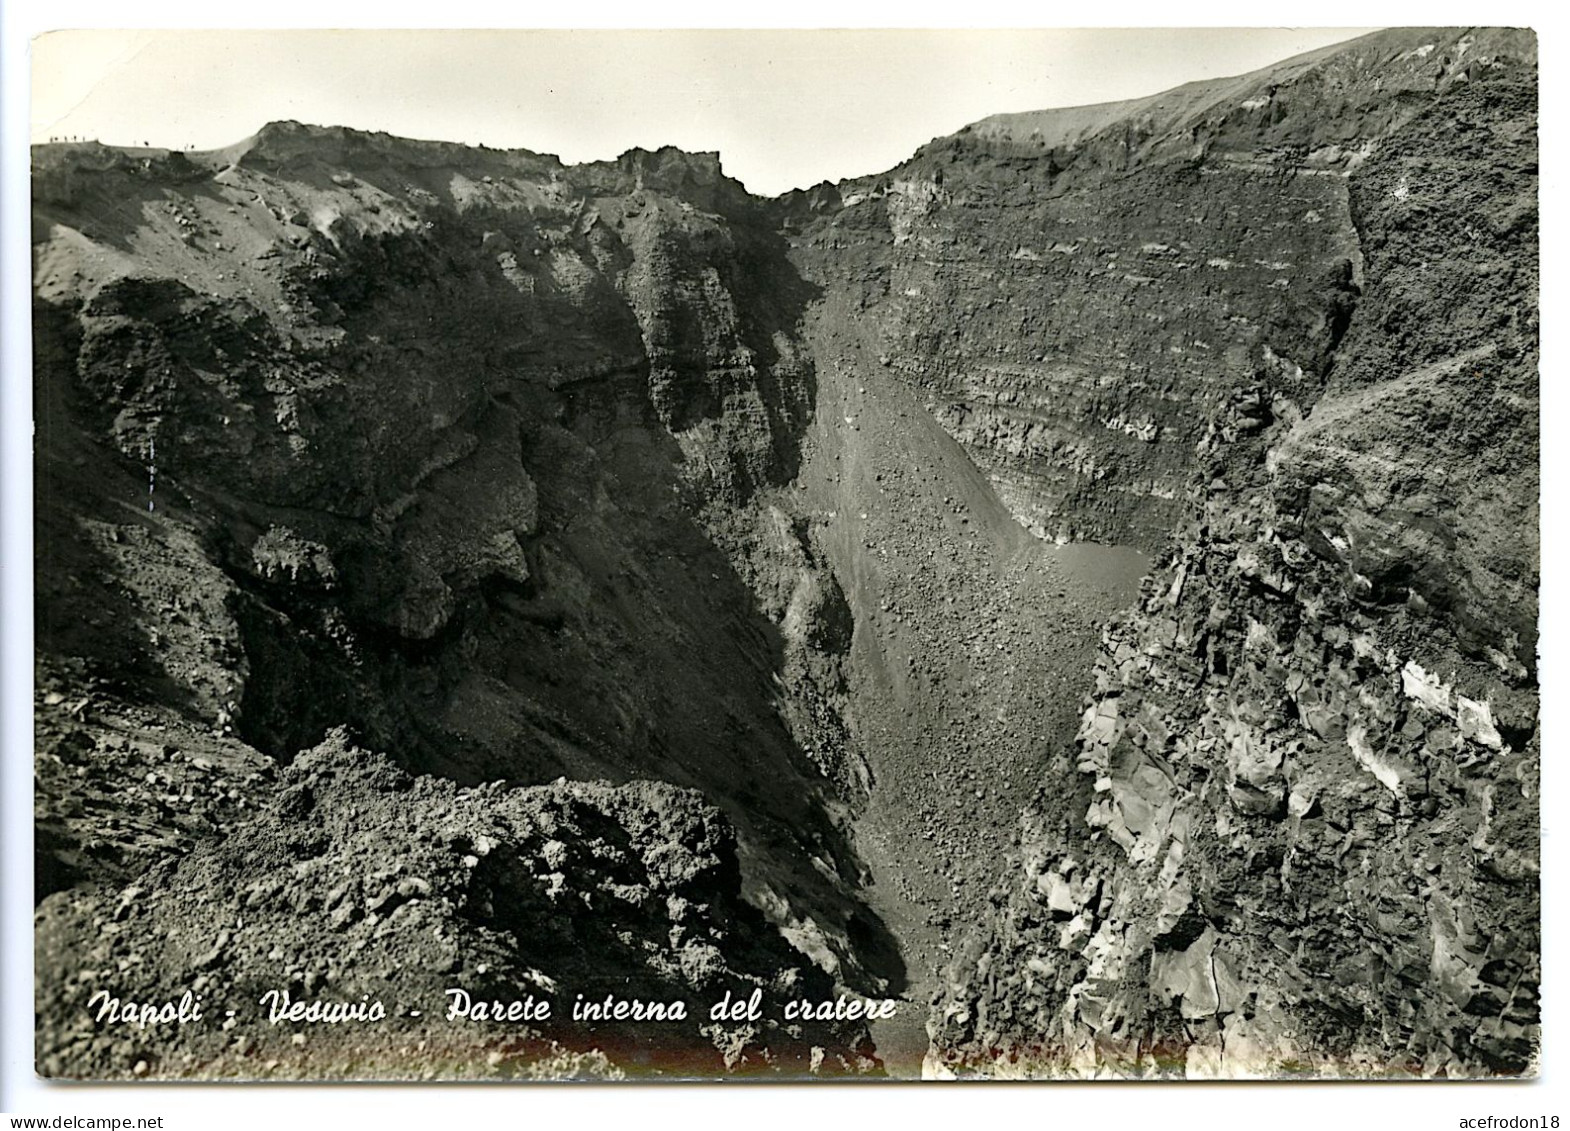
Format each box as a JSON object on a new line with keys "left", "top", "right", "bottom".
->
{"left": 31, "top": 27, "right": 1375, "bottom": 196}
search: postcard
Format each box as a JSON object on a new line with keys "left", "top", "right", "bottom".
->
{"left": 23, "top": 24, "right": 1540, "bottom": 1090}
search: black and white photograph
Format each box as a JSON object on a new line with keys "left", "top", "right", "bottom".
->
{"left": 1, "top": 6, "right": 1555, "bottom": 1121}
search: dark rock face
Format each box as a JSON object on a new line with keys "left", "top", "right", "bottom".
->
{"left": 33, "top": 26, "right": 1538, "bottom": 1081}
{"left": 921, "top": 45, "right": 1538, "bottom": 1079}
{"left": 34, "top": 123, "right": 888, "bottom": 1077}
{"left": 787, "top": 162, "right": 1357, "bottom": 548}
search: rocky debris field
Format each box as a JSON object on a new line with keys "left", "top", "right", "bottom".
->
{"left": 772, "top": 287, "right": 1149, "bottom": 1070}
{"left": 37, "top": 730, "right": 876, "bottom": 1079}
{"left": 32, "top": 26, "right": 1538, "bottom": 1080}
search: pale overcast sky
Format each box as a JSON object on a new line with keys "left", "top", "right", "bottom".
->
{"left": 31, "top": 28, "right": 1373, "bottom": 195}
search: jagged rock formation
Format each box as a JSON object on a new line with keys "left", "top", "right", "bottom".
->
{"left": 34, "top": 127, "right": 888, "bottom": 1077}
{"left": 33, "top": 26, "right": 1538, "bottom": 1080}
{"left": 913, "top": 32, "right": 1539, "bottom": 1078}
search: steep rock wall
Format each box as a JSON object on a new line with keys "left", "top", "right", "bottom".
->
{"left": 784, "top": 27, "right": 1529, "bottom": 552}
{"left": 926, "top": 65, "right": 1538, "bottom": 1079}
{"left": 33, "top": 126, "right": 890, "bottom": 1078}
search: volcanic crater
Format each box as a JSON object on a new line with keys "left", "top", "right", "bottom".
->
{"left": 32, "top": 26, "right": 1539, "bottom": 1080}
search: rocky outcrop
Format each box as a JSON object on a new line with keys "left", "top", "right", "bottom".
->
{"left": 927, "top": 61, "right": 1538, "bottom": 1079}
{"left": 33, "top": 118, "right": 890, "bottom": 1075}
{"left": 36, "top": 732, "right": 877, "bottom": 1079}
